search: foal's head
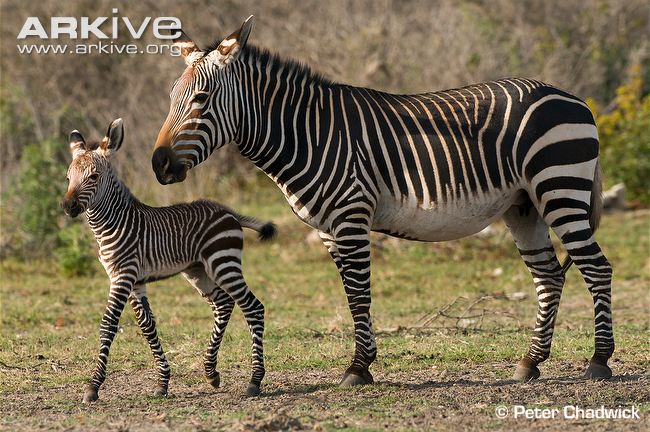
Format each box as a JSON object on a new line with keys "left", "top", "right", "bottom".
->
{"left": 62, "top": 118, "right": 124, "bottom": 217}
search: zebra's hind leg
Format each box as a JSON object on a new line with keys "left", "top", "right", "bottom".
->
{"left": 549, "top": 220, "right": 614, "bottom": 380}
{"left": 503, "top": 205, "right": 565, "bottom": 382}
{"left": 182, "top": 267, "right": 235, "bottom": 389}
{"left": 129, "top": 284, "right": 170, "bottom": 397}
{"left": 201, "top": 258, "right": 265, "bottom": 397}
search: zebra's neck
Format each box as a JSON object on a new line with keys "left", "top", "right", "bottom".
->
{"left": 85, "top": 172, "right": 138, "bottom": 238}
{"left": 233, "top": 48, "right": 337, "bottom": 191}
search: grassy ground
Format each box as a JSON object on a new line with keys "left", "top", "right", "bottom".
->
{"left": 1, "top": 187, "right": 648, "bottom": 431}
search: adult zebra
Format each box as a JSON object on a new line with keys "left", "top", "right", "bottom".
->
{"left": 152, "top": 16, "right": 614, "bottom": 385}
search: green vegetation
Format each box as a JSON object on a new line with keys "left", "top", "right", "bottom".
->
{"left": 54, "top": 224, "right": 96, "bottom": 277}
{"left": 12, "top": 139, "right": 64, "bottom": 242}
{"left": 0, "top": 134, "right": 96, "bottom": 275}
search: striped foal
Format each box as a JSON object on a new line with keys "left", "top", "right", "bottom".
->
{"left": 152, "top": 17, "right": 614, "bottom": 385}
{"left": 62, "top": 118, "right": 274, "bottom": 402}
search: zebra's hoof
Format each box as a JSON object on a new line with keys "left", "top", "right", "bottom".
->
{"left": 584, "top": 361, "right": 612, "bottom": 380}
{"left": 82, "top": 388, "right": 99, "bottom": 403}
{"left": 206, "top": 372, "right": 220, "bottom": 389}
{"left": 513, "top": 363, "right": 540, "bottom": 382}
{"left": 153, "top": 386, "right": 168, "bottom": 397}
{"left": 340, "top": 370, "right": 374, "bottom": 386}
{"left": 246, "top": 383, "right": 261, "bottom": 397}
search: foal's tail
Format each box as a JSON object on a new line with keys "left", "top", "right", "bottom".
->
{"left": 561, "top": 160, "right": 604, "bottom": 274}
{"left": 237, "top": 214, "right": 277, "bottom": 241}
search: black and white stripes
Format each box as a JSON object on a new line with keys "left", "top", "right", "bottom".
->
{"left": 152, "top": 17, "right": 614, "bottom": 384}
{"left": 63, "top": 118, "right": 274, "bottom": 402}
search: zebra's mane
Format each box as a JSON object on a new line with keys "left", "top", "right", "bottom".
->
{"left": 203, "top": 40, "right": 334, "bottom": 86}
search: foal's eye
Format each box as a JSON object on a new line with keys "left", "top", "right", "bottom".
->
{"left": 88, "top": 173, "right": 99, "bottom": 181}
{"left": 193, "top": 92, "right": 209, "bottom": 103}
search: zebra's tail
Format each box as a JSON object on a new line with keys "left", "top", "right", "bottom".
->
{"left": 237, "top": 214, "right": 277, "bottom": 242}
{"left": 561, "top": 159, "right": 603, "bottom": 274}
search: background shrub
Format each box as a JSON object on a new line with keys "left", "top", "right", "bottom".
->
{"left": 1, "top": 135, "right": 96, "bottom": 272}
{"left": 588, "top": 65, "right": 650, "bottom": 205}
{"left": 0, "top": 0, "right": 647, "bottom": 267}
{"left": 4, "top": 138, "right": 67, "bottom": 254}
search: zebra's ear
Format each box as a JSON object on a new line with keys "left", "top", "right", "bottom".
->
{"left": 172, "top": 29, "right": 204, "bottom": 66}
{"left": 98, "top": 118, "right": 124, "bottom": 157}
{"left": 206, "top": 15, "right": 254, "bottom": 67}
{"left": 69, "top": 130, "right": 87, "bottom": 159}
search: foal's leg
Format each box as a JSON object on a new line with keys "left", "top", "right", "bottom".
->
{"left": 503, "top": 205, "right": 565, "bottom": 382}
{"left": 83, "top": 278, "right": 133, "bottom": 403}
{"left": 201, "top": 260, "right": 265, "bottom": 396}
{"left": 199, "top": 214, "right": 265, "bottom": 396}
{"left": 182, "top": 267, "right": 235, "bottom": 388}
{"left": 206, "top": 267, "right": 265, "bottom": 396}
{"left": 129, "top": 284, "right": 170, "bottom": 396}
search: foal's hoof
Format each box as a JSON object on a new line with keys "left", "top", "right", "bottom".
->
{"left": 82, "top": 388, "right": 99, "bottom": 403}
{"left": 340, "top": 369, "right": 374, "bottom": 386}
{"left": 513, "top": 363, "right": 540, "bottom": 382}
{"left": 206, "top": 372, "right": 221, "bottom": 389}
{"left": 584, "top": 361, "right": 612, "bottom": 380}
{"left": 246, "top": 383, "right": 261, "bottom": 397}
{"left": 153, "top": 386, "right": 168, "bottom": 397}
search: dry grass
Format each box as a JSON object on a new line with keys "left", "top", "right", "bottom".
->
{"left": 1, "top": 201, "right": 648, "bottom": 430}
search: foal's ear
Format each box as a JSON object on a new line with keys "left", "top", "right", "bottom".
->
{"left": 98, "top": 118, "right": 124, "bottom": 157}
{"left": 171, "top": 28, "right": 204, "bottom": 66}
{"left": 69, "top": 130, "right": 88, "bottom": 159}
{"left": 206, "top": 15, "right": 254, "bottom": 67}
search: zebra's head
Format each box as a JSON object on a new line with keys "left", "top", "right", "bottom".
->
{"left": 62, "top": 118, "right": 124, "bottom": 218}
{"left": 152, "top": 16, "right": 254, "bottom": 185}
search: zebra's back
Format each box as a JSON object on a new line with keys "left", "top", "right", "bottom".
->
{"left": 125, "top": 200, "right": 242, "bottom": 283}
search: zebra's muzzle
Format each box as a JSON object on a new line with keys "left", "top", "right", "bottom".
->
{"left": 152, "top": 147, "right": 188, "bottom": 185}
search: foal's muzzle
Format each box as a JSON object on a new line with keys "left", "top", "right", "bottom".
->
{"left": 62, "top": 198, "right": 82, "bottom": 218}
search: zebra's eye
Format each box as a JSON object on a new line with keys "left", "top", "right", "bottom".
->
{"left": 88, "top": 173, "right": 99, "bottom": 181}
{"left": 193, "top": 92, "right": 209, "bottom": 103}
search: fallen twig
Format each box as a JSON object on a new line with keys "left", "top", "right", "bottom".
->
{"left": 378, "top": 294, "right": 523, "bottom": 334}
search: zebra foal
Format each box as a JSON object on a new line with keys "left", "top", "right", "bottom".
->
{"left": 62, "top": 118, "right": 274, "bottom": 402}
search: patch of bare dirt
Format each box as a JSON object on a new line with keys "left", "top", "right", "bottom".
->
{"left": 1, "top": 360, "right": 648, "bottom": 431}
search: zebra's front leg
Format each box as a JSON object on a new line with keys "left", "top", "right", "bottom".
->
{"left": 83, "top": 280, "right": 133, "bottom": 403}
{"left": 129, "top": 284, "right": 170, "bottom": 397}
{"left": 203, "top": 289, "right": 236, "bottom": 389}
{"left": 321, "top": 228, "right": 376, "bottom": 386}
{"left": 504, "top": 206, "right": 565, "bottom": 382}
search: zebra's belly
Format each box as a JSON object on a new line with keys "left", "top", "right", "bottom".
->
{"left": 138, "top": 260, "right": 195, "bottom": 283}
{"left": 372, "top": 190, "right": 521, "bottom": 241}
